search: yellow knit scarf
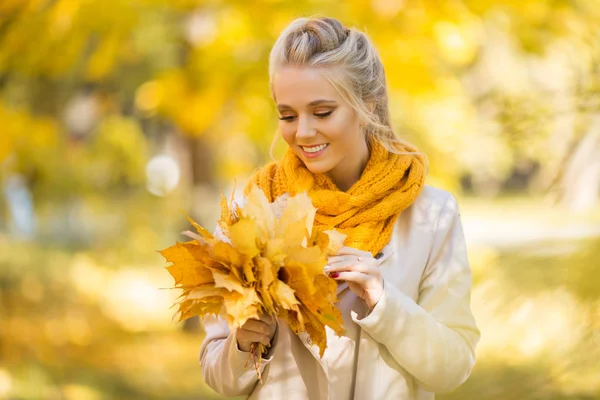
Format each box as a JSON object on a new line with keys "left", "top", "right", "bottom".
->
{"left": 244, "top": 137, "right": 426, "bottom": 256}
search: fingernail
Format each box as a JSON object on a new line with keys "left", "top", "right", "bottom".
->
{"left": 323, "top": 266, "right": 331, "bottom": 272}
{"left": 330, "top": 273, "right": 339, "bottom": 279}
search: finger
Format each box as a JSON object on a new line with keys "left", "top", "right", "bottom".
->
{"left": 327, "top": 254, "right": 376, "bottom": 267}
{"left": 237, "top": 329, "right": 271, "bottom": 347}
{"left": 327, "top": 254, "right": 364, "bottom": 263}
{"left": 331, "top": 271, "right": 370, "bottom": 285}
{"left": 335, "top": 246, "right": 372, "bottom": 258}
{"left": 243, "top": 319, "right": 273, "bottom": 336}
{"left": 325, "top": 262, "right": 373, "bottom": 274}
{"left": 258, "top": 312, "right": 276, "bottom": 326}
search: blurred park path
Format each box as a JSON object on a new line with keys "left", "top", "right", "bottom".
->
{"left": 461, "top": 198, "right": 600, "bottom": 249}
{"left": 438, "top": 199, "right": 600, "bottom": 400}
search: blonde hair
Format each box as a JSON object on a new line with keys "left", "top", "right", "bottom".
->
{"left": 267, "top": 15, "right": 425, "bottom": 163}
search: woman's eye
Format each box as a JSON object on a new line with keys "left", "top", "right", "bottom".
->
{"left": 315, "top": 111, "right": 333, "bottom": 118}
{"left": 278, "top": 111, "right": 333, "bottom": 122}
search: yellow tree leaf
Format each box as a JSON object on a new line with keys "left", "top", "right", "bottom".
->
{"left": 264, "top": 238, "right": 286, "bottom": 267}
{"left": 223, "top": 290, "right": 261, "bottom": 328}
{"left": 242, "top": 258, "right": 256, "bottom": 284}
{"left": 271, "top": 193, "right": 290, "bottom": 219}
{"left": 278, "top": 309, "right": 304, "bottom": 333}
{"left": 281, "top": 220, "right": 310, "bottom": 249}
{"left": 255, "top": 256, "right": 277, "bottom": 313}
{"left": 282, "top": 307, "right": 305, "bottom": 332}
{"left": 274, "top": 192, "right": 315, "bottom": 249}
{"left": 271, "top": 280, "right": 300, "bottom": 310}
{"left": 213, "top": 271, "right": 247, "bottom": 294}
{"left": 256, "top": 256, "right": 276, "bottom": 288}
{"left": 300, "top": 304, "right": 328, "bottom": 357}
{"left": 217, "top": 190, "right": 239, "bottom": 233}
{"left": 229, "top": 219, "right": 260, "bottom": 258}
{"left": 212, "top": 241, "right": 243, "bottom": 270}
{"left": 286, "top": 245, "right": 327, "bottom": 277}
{"left": 281, "top": 192, "right": 316, "bottom": 238}
{"left": 160, "top": 242, "right": 214, "bottom": 287}
{"left": 322, "top": 229, "right": 347, "bottom": 256}
{"left": 185, "top": 285, "right": 230, "bottom": 300}
{"left": 312, "top": 230, "right": 330, "bottom": 253}
{"left": 282, "top": 260, "right": 316, "bottom": 303}
{"left": 177, "top": 297, "right": 223, "bottom": 322}
{"left": 163, "top": 190, "right": 345, "bottom": 361}
{"left": 186, "top": 215, "right": 214, "bottom": 239}
{"left": 312, "top": 275, "right": 344, "bottom": 335}
{"left": 241, "top": 185, "right": 275, "bottom": 245}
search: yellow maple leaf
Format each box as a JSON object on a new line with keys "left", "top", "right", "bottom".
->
{"left": 281, "top": 192, "right": 316, "bottom": 238}
{"left": 240, "top": 185, "right": 275, "bottom": 245}
{"left": 300, "top": 303, "right": 328, "bottom": 357}
{"left": 160, "top": 242, "right": 214, "bottom": 287}
{"left": 212, "top": 271, "right": 247, "bottom": 294}
{"left": 242, "top": 258, "right": 256, "bottom": 284}
{"left": 229, "top": 219, "right": 260, "bottom": 259}
{"left": 286, "top": 245, "right": 327, "bottom": 277}
{"left": 184, "top": 284, "right": 231, "bottom": 301}
{"left": 186, "top": 214, "right": 214, "bottom": 239}
{"left": 311, "top": 275, "right": 344, "bottom": 336}
{"left": 223, "top": 290, "right": 261, "bottom": 328}
{"left": 212, "top": 241, "right": 243, "bottom": 270}
{"left": 264, "top": 238, "right": 286, "bottom": 267}
{"left": 255, "top": 256, "right": 277, "bottom": 313}
{"left": 271, "top": 193, "right": 290, "bottom": 218}
{"left": 274, "top": 191, "right": 316, "bottom": 248}
{"left": 161, "top": 184, "right": 346, "bottom": 371}
{"left": 271, "top": 280, "right": 300, "bottom": 310}
{"left": 176, "top": 296, "right": 222, "bottom": 322}
{"left": 322, "top": 229, "right": 347, "bottom": 256}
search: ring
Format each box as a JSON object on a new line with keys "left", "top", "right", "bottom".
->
{"left": 357, "top": 256, "right": 362, "bottom": 261}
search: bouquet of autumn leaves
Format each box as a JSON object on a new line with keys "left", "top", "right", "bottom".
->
{"left": 159, "top": 185, "right": 346, "bottom": 375}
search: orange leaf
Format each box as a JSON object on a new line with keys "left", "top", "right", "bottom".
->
{"left": 229, "top": 219, "right": 260, "bottom": 259}
{"left": 186, "top": 215, "right": 214, "bottom": 239}
{"left": 160, "top": 242, "right": 214, "bottom": 287}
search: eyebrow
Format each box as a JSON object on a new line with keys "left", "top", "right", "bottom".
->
{"left": 276, "top": 99, "right": 338, "bottom": 111}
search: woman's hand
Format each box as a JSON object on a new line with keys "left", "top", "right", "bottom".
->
{"left": 325, "top": 246, "right": 384, "bottom": 309}
{"left": 236, "top": 313, "right": 277, "bottom": 353}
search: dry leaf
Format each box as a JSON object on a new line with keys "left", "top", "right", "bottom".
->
{"left": 322, "top": 229, "right": 347, "bottom": 256}
{"left": 160, "top": 184, "right": 346, "bottom": 376}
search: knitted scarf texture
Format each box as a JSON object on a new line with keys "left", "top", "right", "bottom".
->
{"left": 244, "top": 137, "right": 426, "bottom": 256}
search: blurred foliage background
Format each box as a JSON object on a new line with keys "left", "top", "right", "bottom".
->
{"left": 0, "top": 0, "right": 599, "bottom": 399}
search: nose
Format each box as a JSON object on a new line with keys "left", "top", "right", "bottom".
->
{"left": 296, "top": 115, "right": 316, "bottom": 140}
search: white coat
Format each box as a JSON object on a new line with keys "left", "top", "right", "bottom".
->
{"left": 199, "top": 185, "right": 480, "bottom": 399}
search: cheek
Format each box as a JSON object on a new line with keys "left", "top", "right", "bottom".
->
{"left": 328, "top": 115, "right": 358, "bottom": 143}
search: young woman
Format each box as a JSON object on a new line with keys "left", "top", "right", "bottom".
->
{"left": 200, "top": 16, "right": 480, "bottom": 400}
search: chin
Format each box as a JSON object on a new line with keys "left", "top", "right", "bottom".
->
{"left": 302, "top": 160, "right": 334, "bottom": 175}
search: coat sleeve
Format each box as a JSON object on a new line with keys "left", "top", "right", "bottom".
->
{"left": 199, "top": 198, "right": 280, "bottom": 397}
{"left": 352, "top": 194, "right": 480, "bottom": 393}
{"left": 199, "top": 315, "right": 279, "bottom": 397}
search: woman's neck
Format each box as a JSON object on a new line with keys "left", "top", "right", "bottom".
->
{"left": 326, "top": 147, "right": 371, "bottom": 192}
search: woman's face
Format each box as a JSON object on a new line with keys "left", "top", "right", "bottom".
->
{"left": 272, "top": 66, "right": 369, "bottom": 189}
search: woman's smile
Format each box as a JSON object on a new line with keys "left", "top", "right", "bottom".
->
{"left": 300, "top": 143, "right": 329, "bottom": 158}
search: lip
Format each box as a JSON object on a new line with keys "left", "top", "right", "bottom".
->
{"left": 300, "top": 144, "right": 329, "bottom": 159}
